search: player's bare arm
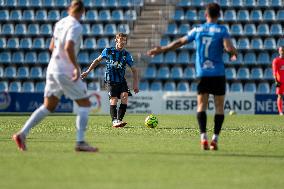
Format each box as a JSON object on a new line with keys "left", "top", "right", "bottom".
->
{"left": 49, "top": 37, "right": 55, "bottom": 52}
{"left": 147, "top": 36, "right": 188, "bottom": 57}
{"left": 65, "top": 40, "right": 80, "bottom": 81}
{"left": 131, "top": 66, "right": 139, "bottom": 94}
{"left": 223, "top": 38, "right": 238, "bottom": 61}
{"left": 81, "top": 55, "right": 103, "bottom": 79}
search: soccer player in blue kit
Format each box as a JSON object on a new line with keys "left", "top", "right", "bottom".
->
{"left": 147, "top": 3, "right": 237, "bottom": 150}
{"left": 81, "top": 33, "right": 139, "bottom": 128}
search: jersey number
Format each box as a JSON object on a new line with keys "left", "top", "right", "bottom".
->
{"left": 202, "top": 37, "right": 212, "bottom": 58}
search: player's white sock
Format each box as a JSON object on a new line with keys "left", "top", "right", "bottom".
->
{"left": 20, "top": 105, "right": 50, "bottom": 136}
{"left": 200, "top": 133, "right": 208, "bottom": 141}
{"left": 212, "top": 134, "right": 218, "bottom": 142}
{"left": 76, "top": 107, "right": 90, "bottom": 142}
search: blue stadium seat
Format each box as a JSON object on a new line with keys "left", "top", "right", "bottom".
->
{"left": 10, "top": 10, "right": 22, "bottom": 21}
{"left": 35, "top": 81, "right": 45, "bottom": 92}
{"left": 0, "top": 51, "right": 11, "bottom": 63}
{"left": 243, "top": 24, "right": 256, "bottom": 36}
{"left": 89, "top": 51, "right": 101, "bottom": 62}
{"left": 3, "top": 0, "right": 17, "bottom": 7}
{"left": 276, "top": 10, "right": 284, "bottom": 21}
{"left": 183, "top": 67, "right": 195, "bottom": 79}
{"left": 0, "top": 38, "right": 6, "bottom": 48}
{"left": 231, "top": 0, "right": 243, "bottom": 7}
{"left": 84, "top": 38, "right": 96, "bottom": 49}
{"left": 29, "top": 0, "right": 42, "bottom": 7}
{"left": 0, "top": 10, "right": 9, "bottom": 20}
{"left": 164, "top": 81, "right": 176, "bottom": 91}
{"left": 98, "top": 10, "right": 111, "bottom": 21}
{"left": 15, "top": 24, "right": 27, "bottom": 35}
{"left": 25, "top": 52, "right": 37, "bottom": 64}
{"left": 47, "top": 10, "right": 60, "bottom": 21}
{"left": 2, "top": 24, "right": 14, "bottom": 35}
{"left": 232, "top": 52, "right": 243, "bottom": 65}
{"left": 150, "top": 81, "right": 162, "bottom": 91}
{"left": 250, "top": 10, "right": 262, "bottom": 21}
{"left": 178, "top": 24, "right": 190, "bottom": 35}
{"left": 160, "top": 37, "right": 170, "bottom": 46}
{"left": 172, "top": 9, "right": 184, "bottom": 21}
{"left": 85, "top": 10, "right": 98, "bottom": 21}
{"left": 223, "top": 10, "right": 236, "bottom": 21}
{"left": 257, "top": 24, "right": 269, "bottom": 36}
{"left": 117, "top": 24, "right": 130, "bottom": 34}
{"left": 270, "top": 24, "right": 282, "bottom": 36}
{"left": 23, "top": 10, "right": 34, "bottom": 21}
{"left": 7, "top": 38, "right": 19, "bottom": 49}
{"left": 277, "top": 38, "right": 284, "bottom": 47}
{"left": 157, "top": 66, "right": 170, "bottom": 79}
{"left": 243, "top": 0, "right": 256, "bottom": 7}
{"left": 150, "top": 54, "right": 163, "bottom": 64}
{"left": 270, "top": 83, "right": 276, "bottom": 94}
{"left": 35, "top": 10, "right": 47, "bottom": 21}
{"left": 170, "top": 66, "right": 183, "bottom": 79}
{"left": 263, "top": 68, "right": 273, "bottom": 80}
{"left": 0, "top": 81, "right": 8, "bottom": 92}
{"left": 91, "top": 24, "right": 103, "bottom": 36}
{"left": 61, "top": 10, "right": 68, "bottom": 18}
{"left": 139, "top": 80, "right": 149, "bottom": 91}
{"left": 96, "top": 38, "right": 109, "bottom": 49}
{"left": 190, "top": 52, "right": 196, "bottom": 64}
{"left": 263, "top": 10, "right": 275, "bottom": 21}
{"left": 198, "top": 10, "right": 206, "bottom": 21}
{"left": 40, "top": 24, "right": 52, "bottom": 35}
{"left": 237, "top": 10, "right": 249, "bottom": 21}
{"left": 164, "top": 51, "right": 177, "bottom": 64}
{"left": 219, "top": 0, "right": 230, "bottom": 7}
{"left": 271, "top": 52, "right": 278, "bottom": 61}
{"left": 257, "top": 52, "right": 270, "bottom": 65}
{"left": 185, "top": 9, "right": 197, "bottom": 21}
{"left": 87, "top": 82, "right": 100, "bottom": 91}
{"left": 78, "top": 52, "right": 89, "bottom": 65}
{"left": 0, "top": 66, "right": 3, "bottom": 77}
{"left": 225, "top": 67, "right": 236, "bottom": 80}
{"left": 230, "top": 82, "right": 243, "bottom": 92}
{"left": 30, "top": 67, "right": 43, "bottom": 79}
{"left": 4, "top": 66, "right": 16, "bottom": 78}
{"left": 22, "top": 81, "right": 35, "bottom": 92}
{"left": 250, "top": 67, "right": 263, "bottom": 79}
{"left": 17, "top": 66, "right": 29, "bottom": 78}
{"left": 104, "top": 24, "right": 117, "bottom": 36}
{"left": 27, "top": 24, "right": 39, "bottom": 35}
{"left": 244, "top": 52, "right": 256, "bottom": 65}
{"left": 9, "top": 81, "right": 21, "bottom": 92}
{"left": 18, "top": 0, "right": 29, "bottom": 7}
{"left": 263, "top": 38, "right": 276, "bottom": 49}
{"left": 42, "top": 0, "right": 53, "bottom": 7}
{"left": 33, "top": 38, "right": 45, "bottom": 49}
{"left": 230, "top": 24, "right": 243, "bottom": 36}
{"left": 144, "top": 66, "right": 156, "bottom": 79}
{"left": 38, "top": 51, "right": 50, "bottom": 64}
{"left": 19, "top": 38, "right": 32, "bottom": 49}
{"left": 237, "top": 67, "right": 250, "bottom": 79}
{"left": 243, "top": 82, "right": 256, "bottom": 92}
{"left": 54, "top": 0, "right": 68, "bottom": 7}
{"left": 124, "top": 10, "right": 137, "bottom": 21}
{"left": 237, "top": 38, "right": 250, "bottom": 50}
{"left": 105, "top": 0, "right": 117, "bottom": 8}
{"left": 183, "top": 41, "right": 196, "bottom": 50}
{"left": 250, "top": 38, "right": 263, "bottom": 50}
{"left": 177, "top": 51, "right": 189, "bottom": 64}
{"left": 111, "top": 10, "right": 123, "bottom": 21}
{"left": 190, "top": 81, "right": 198, "bottom": 92}
{"left": 257, "top": 82, "right": 270, "bottom": 93}
{"left": 12, "top": 51, "right": 24, "bottom": 64}
{"left": 191, "top": 0, "right": 202, "bottom": 7}
{"left": 257, "top": 0, "right": 269, "bottom": 7}
{"left": 177, "top": 81, "right": 189, "bottom": 92}
{"left": 223, "top": 53, "right": 230, "bottom": 64}
{"left": 271, "top": 0, "right": 282, "bottom": 7}
{"left": 118, "top": 0, "right": 131, "bottom": 8}
{"left": 82, "top": 24, "right": 91, "bottom": 35}
{"left": 165, "top": 23, "right": 177, "bottom": 35}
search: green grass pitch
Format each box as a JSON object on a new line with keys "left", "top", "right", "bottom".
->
{"left": 0, "top": 114, "right": 284, "bottom": 189}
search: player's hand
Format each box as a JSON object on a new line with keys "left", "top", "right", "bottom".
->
{"left": 72, "top": 68, "right": 80, "bottom": 81}
{"left": 275, "top": 81, "right": 281, "bottom": 87}
{"left": 230, "top": 54, "right": 237, "bottom": 61}
{"left": 147, "top": 46, "right": 162, "bottom": 57}
{"left": 81, "top": 71, "right": 89, "bottom": 79}
{"left": 133, "top": 87, "right": 139, "bottom": 94}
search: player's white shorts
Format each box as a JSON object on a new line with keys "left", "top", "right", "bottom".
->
{"left": 44, "top": 73, "right": 89, "bottom": 100}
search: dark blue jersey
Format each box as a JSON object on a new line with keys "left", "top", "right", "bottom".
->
{"left": 186, "top": 23, "right": 230, "bottom": 77}
{"left": 101, "top": 47, "right": 134, "bottom": 83}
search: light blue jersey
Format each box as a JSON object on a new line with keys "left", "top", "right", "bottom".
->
{"left": 186, "top": 23, "right": 230, "bottom": 77}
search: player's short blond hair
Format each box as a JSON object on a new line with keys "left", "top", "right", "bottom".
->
{"left": 116, "top": 33, "right": 128, "bottom": 39}
{"left": 69, "top": 0, "right": 85, "bottom": 14}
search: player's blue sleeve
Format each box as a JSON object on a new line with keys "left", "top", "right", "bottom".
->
{"left": 186, "top": 27, "right": 197, "bottom": 43}
{"left": 222, "top": 26, "right": 230, "bottom": 39}
{"left": 101, "top": 48, "right": 108, "bottom": 59}
{"left": 126, "top": 52, "right": 134, "bottom": 67}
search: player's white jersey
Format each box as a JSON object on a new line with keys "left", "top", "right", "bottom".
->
{"left": 47, "top": 15, "right": 82, "bottom": 76}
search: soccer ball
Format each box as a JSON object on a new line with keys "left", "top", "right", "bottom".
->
{"left": 144, "top": 114, "right": 158, "bottom": 128}
{"left": 229, "top": 110, "right": 236, "bottom": 115}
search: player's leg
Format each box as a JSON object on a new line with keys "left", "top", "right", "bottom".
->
{"left": 110, "top": 97, "right": 121, "bottom": 127}
{"left": 277, "top": 94, "right": 283, "bottom": 115}
{"left": 197, "top": 93, "right": 209, "bottom": 150}
{"left": 117, "top": 92, "right": 128, "bottom": 126}
{"left": 210, "top": 95, "right": 225, "bottom": 150}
